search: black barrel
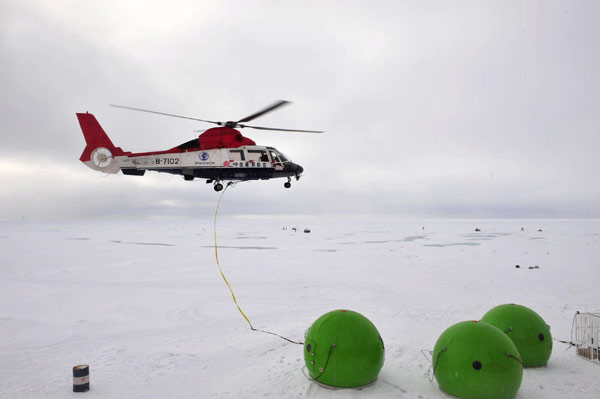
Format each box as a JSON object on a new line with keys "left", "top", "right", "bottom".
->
{"left": 73, "top": 365, "right": 89, "bottom": 392}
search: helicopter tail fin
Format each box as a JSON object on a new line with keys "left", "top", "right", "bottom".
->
{"left": 77, "top": 112, "right": 125, "bottom": 163}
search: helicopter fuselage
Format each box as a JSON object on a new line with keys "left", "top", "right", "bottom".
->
{"left": 115, "top": 145, "right": 304, "bottom": 182}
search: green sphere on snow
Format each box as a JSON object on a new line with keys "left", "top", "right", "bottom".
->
{"left": 481, "top": 304, "right": 552, "bottom": 367}
{"left": 303, "top": 309, "right": 384, "bottom": 388}
{"left": 433, "top": 320, "right": 523, "bottom": 399}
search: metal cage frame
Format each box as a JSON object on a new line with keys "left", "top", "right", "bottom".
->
{"left": 573, "top": 312, "right": 600, "bottom": 364}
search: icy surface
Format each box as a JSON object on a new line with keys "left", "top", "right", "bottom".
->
{"left": 1, "top": 218, "right": 599, "bottom": 398}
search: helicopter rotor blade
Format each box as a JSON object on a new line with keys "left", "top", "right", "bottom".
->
{"left": 110, "top": 102, "right": 323, "bottom": 133}
{"left": 240, "top": 124, "right": 324, "bottom": 133}
{"left": 110, "top": 104, "right": 221, "bottom": 125}
{"left": 236, "top": 100, "right": 290, "bottom": 124}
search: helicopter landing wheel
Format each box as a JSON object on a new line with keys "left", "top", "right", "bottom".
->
{"left": 284, "top": 178, "right": 291, "bottom": 189}
{"left": 214, "top": 183, "right": 224, "bottom": 192}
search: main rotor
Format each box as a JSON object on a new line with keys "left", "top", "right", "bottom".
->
{"left": 110, "top": 100, "right": 323, "bottom": 134}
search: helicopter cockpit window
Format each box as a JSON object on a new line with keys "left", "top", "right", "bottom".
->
{"left": 247, "top": 150, "right": 270, "bottom": 163}
{"left": 269, "top": 150, "right": 281, "bottom": 164}
{"left": 229, "top": 149, "right": 245, "bottom": 161}
{"left": 277, "top": 152, "right": 289, "bottom": 163}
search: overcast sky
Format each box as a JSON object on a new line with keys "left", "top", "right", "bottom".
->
{"left": 1, "top": 0, "right": 599, "bottom": 220}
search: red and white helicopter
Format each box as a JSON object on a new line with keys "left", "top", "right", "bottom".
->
{"left": 77, "top": 100, "right": 322, "bottom": 191}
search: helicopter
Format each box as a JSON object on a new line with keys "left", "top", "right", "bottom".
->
{"left": 77, "top": 100, "right": 323, "bottom": 191}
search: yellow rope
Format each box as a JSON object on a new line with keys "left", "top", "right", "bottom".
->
{"left": 213, "top": 183, "right": 253, "bottom": 328}
{"left": 212, "top": 182, "right": 303, "bottom": 345}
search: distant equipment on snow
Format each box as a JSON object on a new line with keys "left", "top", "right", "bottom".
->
{"left": 304, "top": 228, "right": 311, "bottom": 233}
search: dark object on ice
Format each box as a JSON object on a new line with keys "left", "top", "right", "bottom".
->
{"left": 304, "top": 228, "right": 311, "bottom": 233}
{"left": 292, "top": 227, "right": 297, "bottom": 232}
{"left": 528, "top": 265, "right": 540, "bottom": 270}
{"left": 537, "top": 229, "right": 543, "bottom": 232}
{"left": 73, "top": 365, "right": 89, "bottom": 392}
{"left": 515, "top": 265, "right": 520, "bottom": 268}
{"left": 474, "top": 228, "right": 481, "bottom": 232}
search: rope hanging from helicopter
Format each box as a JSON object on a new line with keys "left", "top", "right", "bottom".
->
{"left": 213, "top": 182, "right": 303, "bottom": 345}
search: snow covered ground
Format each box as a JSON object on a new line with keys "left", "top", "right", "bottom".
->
{"left": 1, "top": 217, "right": 599, "bottom": 398}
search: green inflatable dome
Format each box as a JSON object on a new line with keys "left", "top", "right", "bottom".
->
{"left": 433, "top": 320, "right": 523, "bottom": 399}
{"left": 481, "top": 304, "right": 552, "bottom": 367}
{"left": 304, "top": 309, "right": 384, "bottom": 388}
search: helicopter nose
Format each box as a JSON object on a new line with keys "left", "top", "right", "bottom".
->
{"left": 284, "top": 162, "right": 303, "bottom": 177}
